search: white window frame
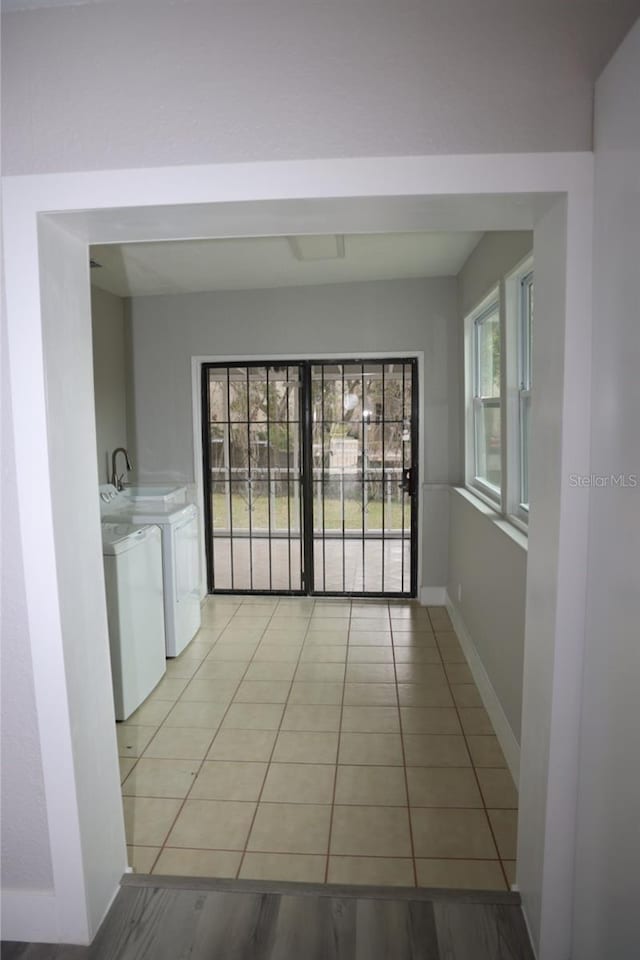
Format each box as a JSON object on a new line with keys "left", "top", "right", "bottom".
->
{"left": 464, "top": 288, "right": 502, "bottom": 507}
{"left": 505, "top": 256, "right": 534, "bottom": 529}
{"left": 465, "top": 254, "right": 533, "bottom": 533}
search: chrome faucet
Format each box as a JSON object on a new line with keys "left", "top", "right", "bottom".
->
{"left": 111, "top": 447, "right": 132, "bottom": 491}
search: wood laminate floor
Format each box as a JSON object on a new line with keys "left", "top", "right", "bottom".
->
{"left": 2, "top": 876, "right": 535, "bottom": 960}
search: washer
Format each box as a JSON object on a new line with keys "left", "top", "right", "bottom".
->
{"left": 100, "top": 485, "right": 202, "bottom": 657}
{"left": 102, "top": 521, "right": 166, "bottom": 720}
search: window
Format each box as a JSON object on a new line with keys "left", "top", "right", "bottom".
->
{"left": 464, "top": 255, "right": 534, "bottom": 529}
{"left": 468, "top": 295, "right": 502, "bottom": 502}
{"left": 518, "top": 272, "right": 533, "bottom": 511}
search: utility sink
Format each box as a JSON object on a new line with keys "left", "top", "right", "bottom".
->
{"left": 123, "top": 485, "right": 187, "bottom": 504}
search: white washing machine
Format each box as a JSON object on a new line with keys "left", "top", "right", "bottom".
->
{"left": 100, "top": 485, "right": 201, "bottom": 657}
{"left": 102, "top": 522, "right": 166, "bottom": 720}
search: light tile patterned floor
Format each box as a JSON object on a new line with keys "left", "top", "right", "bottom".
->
{"left": 118, "top": 598, "right": 518, "bottom": 890}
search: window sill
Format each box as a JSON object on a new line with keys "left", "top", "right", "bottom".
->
{"left": 454, "top": 486, "right": 528, "bottom": 552}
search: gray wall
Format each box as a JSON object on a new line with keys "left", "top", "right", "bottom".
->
{"left": 127, "top": 277, "right": 458, "bottom": 587}
{"left": 448, "top": 231, "right": 532, "bottom": 744}
{"left": 459, "top": 231, "right": 534, "bottom": 317}
{"left": 3, "top": 0, "right": 638, "bottom": 175}
{"left": 448, "top": 492, "right": 527, "bottom": 742}
{"left": 91, "top": 287, "right": 128, "bottom": 484}
{"left": 1, "top": 0, "right": 637, "bottom": 946}
{"left": 573, "top": 21, "right": 640, "bottom": 960}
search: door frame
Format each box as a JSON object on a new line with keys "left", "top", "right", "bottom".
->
{"left": 192, "top": 351, "right": 425, "bottom": 601}
{"left": 199, "top": 357, "right": 420, "bottom": 598}
{"left": 4, "top": 154, "right": 593, "bottom": 953}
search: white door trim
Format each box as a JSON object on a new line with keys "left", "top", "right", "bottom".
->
{"left": 3, "top": 152, "right": 593, "bottom": 951}
{"left": 191, "top": 350, "right": 425, "bottom": 600}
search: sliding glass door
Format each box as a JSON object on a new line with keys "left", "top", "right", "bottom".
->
{"left": 202, "top": 358, "right": 417, "bottom": 596}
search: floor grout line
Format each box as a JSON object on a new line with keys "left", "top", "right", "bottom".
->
{"left": 124, "top": 794, "right": 508, "bottom": 810}
{"left": 390, "top": 604, "right": 420, "bottom": 887}
{"left": 129, "top": 842, "right": 509, "bottom": 863}
{"left": 322, "top": 599, "right": 351, "bottom": 883}
{"left": 123, "top": 757, "right": 510, "bottom": 770}
{"left": 234, "top": 598, "right": 319, "bottom": 880}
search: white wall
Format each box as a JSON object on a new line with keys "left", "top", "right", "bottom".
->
{"left": 128, "top": 276, "right": 458, "bottom": 589}
{"left": 2, "top": 0, "right": 637, "bottom": 176}
{"left": 1, "top": 271, "right": 54, "bottom": 921}
{"left": 91, "top": 287, "right": 128, "bottom": 483}
{"left": 447, "top": 232, "right": 532, "bottom": 754}
{"left": 519, "top": 187, "right": 594, "bottom": 960}
{"left": 572, "top": 21, "right": 640, "bottom": 960}
{"left": 38, "top": 218, "right": 127, "bottom": 940}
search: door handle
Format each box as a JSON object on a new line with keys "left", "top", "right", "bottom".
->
{"left": 399, "top": 468, "right": 415, "bottom": 496}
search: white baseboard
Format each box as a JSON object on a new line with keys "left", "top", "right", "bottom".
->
{"left": 445, "top": 592, "right": 520, "bottom": 785}
{"left": 419, "top": 586, "right": 447, "bottom": 606}
{"left": 0, "top": 889, "right": 58, "bottom": 943}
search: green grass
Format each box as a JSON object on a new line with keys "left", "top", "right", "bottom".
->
{"left": 212, "top": 493, "right": 410, "bottom": 533}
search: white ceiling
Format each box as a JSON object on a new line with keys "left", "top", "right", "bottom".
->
{"left": 89, "top": 231, "right": 483, "bottom": 297}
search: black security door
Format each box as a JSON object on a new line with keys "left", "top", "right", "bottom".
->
{"left": 202, "top": 359, "right": 418, "bottom": 597}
